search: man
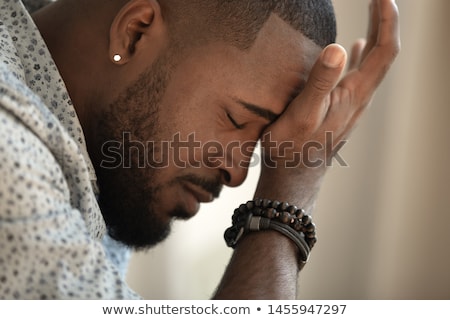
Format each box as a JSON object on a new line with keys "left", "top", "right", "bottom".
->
{"left": 0, "top": 0, "right": 400, "bottom": 299}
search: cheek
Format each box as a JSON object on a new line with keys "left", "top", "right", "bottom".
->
{"left": 156, "top": 106, "right": 219, "bottom": 165}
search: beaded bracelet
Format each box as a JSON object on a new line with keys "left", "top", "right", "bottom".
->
{"left": 224, "top": 199, "right": 317, "bottom": 269}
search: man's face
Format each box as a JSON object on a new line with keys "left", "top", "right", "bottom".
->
{"left": 94, "top": 15, "right": 322, "bottom": 249}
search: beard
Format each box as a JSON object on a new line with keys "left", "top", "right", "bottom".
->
{"left": 93, "top": 54, "right": 223, "bottom": 251}
{"left": 94, "top": 55, "right": 173, "bottom": 250}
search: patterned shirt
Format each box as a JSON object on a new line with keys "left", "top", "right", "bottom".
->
{"left": 0, "top": 0, "right": 140, "bottom": 299}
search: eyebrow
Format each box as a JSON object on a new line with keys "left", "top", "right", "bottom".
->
{"left": 233, "top": 99, "right": 280, "bottom": 124}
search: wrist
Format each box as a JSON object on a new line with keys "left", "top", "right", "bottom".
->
{"left": 224, "top": 199, "right": 317, "bottom": 270}
{"left": 254, "top": 166, "right": 326, "bottom": 212}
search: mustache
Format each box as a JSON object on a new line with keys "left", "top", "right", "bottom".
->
{"left": 176, "top": 174, "right": 223, "bottom": 198}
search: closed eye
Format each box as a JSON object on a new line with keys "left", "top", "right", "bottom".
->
{"left": 227, "top": 112, "right": 245, "bottom": 130}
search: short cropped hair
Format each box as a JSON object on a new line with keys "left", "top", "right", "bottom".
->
{"left": 162, "top": 0, "right": 337, "bottom": 50}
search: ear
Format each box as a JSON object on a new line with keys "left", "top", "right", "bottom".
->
{"left": 109, "top": 0, "right": 165, "bottom": 64}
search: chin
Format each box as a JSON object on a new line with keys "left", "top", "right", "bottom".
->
{"left": 107, "top": 216, "right": 172, "bottom": 251}
{"left": 101, "top": 197, "right": 174, "bottom": 250}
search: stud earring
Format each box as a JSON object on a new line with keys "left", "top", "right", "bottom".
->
{"left": 113, "top": 54, "right": 122, "bottom": 62}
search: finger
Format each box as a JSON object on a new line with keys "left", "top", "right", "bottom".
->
{"left": 375, "top": 0, "right": 401, "bottom": 50}
{"left": 348, "top": 38, "right": 366, "bottom": 70}
{"left": 340, "top": 0, "right": 400, "bottom": 105}
{"left": 292, "top": 44, "right": 347, "bottom": 125}
{"left": 361, "top": 0, "right": 380, "bottom": 61}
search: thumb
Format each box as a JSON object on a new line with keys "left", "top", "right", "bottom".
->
{"left": 301, "top": 44, "right": 347, "bottom": 106}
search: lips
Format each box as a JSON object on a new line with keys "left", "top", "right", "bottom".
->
{"left": 182, "top": 181, "right": 214, "bottom": 204}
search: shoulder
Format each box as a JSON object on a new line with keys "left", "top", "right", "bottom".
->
{"left": 0, "top": 100, "right": 70, "bottom": 220}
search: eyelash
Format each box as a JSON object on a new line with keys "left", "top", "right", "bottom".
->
{"left": 227, "top": 112, "right": 245, "bottom": 130}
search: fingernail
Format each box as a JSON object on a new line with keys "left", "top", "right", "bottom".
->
{"left": 322, "top": 44, "right": 346, "bottom": 68}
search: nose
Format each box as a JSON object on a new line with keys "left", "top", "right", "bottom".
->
{"left": 220, "top": 165, "right": 248, "bottom": 188}
{"left": 217, "top": 140, "right": 257, "bottom": 188}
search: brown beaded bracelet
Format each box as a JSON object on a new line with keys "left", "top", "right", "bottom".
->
{"left": 224, "top": 199, "right": 317, "bottom": 269}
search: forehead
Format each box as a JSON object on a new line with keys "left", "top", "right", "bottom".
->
{"left": 237, "top": 14, "right": 322, "bottom": 112}
{"left": 248, "top": 14, "right": 321, "bottom": 74}
{"left": 166, "top": 14, "right": 322, "bottom": 115}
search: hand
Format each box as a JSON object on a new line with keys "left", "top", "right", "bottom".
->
{"left": 255, "top": 0, "right": 400, "bottom": 207}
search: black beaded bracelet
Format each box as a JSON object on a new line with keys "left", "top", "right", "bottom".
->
{"left": 224, "top": 199, "right": 317, "bottom": 269}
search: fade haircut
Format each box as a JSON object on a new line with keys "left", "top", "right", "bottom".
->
{"left": 161, "top": 0, "right": 337, "bottom": 51}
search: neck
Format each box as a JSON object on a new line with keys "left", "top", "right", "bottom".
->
{"left": 31, "top": 0, "right": 118, "bottom": 147}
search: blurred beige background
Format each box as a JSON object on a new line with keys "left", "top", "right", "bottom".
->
{"left": 126, "top": 0, "right": 450, "bottom": 299}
